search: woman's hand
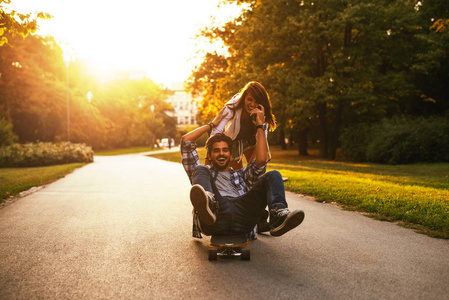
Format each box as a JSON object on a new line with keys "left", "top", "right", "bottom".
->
{"left": 250, "top": 105, "right": 265, "bottom": 126}
{"left": 211, "top": 107, "right": 229, "bottom": 127}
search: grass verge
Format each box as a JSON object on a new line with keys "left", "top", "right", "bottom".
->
{"left": 95, "top": 146, "right": 157, "bottom": 156}
{"left": 149, "top": 146, "right": 449, "bottom": 239}
{"left": 0, "top": 163, "right": 85, "bottom": 203}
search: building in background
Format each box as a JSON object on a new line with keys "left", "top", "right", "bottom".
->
{"left": 166, "top": 82, "right": 200, "bottom": 129}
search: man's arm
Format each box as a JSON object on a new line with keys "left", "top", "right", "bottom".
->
{"left": 181, "top": 124, "right": 211, "bottom": 143}
{"left": 181, "top": 108, "right": 228, "bottom": 142}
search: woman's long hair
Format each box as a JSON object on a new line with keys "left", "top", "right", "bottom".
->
{"left": 230, "top": 81, "right": 277, "bottom": 130}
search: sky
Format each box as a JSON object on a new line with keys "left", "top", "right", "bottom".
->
{"left": 6, "top": 0, "right": 243, "bottom": 87}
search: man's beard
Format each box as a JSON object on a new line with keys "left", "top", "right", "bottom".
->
{"left": 211, "top": 156, "right": 230, "bottom": 171}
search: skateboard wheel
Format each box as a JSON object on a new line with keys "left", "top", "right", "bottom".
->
{"left": 241, "top": 249, "right": 250, "bottom": 261}
{"left": 208, "top": 248, "right": 218, "bottom": 260}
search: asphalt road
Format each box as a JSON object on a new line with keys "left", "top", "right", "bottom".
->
{"left": 0, "top": 153, "right": 448, "bottom": 299}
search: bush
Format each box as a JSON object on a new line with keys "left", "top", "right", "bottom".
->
{"left": 415, "top": 118, "right": 449, "bottom": 162}
{"left": 341, "top": 116, "right": 449, "bottom": 164}
{"left": 366, "top": 118, "right": 417, "bottom": 164}
{"left": 340, "top": 124, "right": 373, "bottom": 162}
{"left": 0, "top": 142, "right": 94, "bottom": 167}
{"left": 0, "top": 118, "right": 18, "bottom": 147}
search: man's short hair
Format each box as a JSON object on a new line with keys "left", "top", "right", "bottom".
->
{"left": 205, "top": 133, "right": 233, "bottom": 156}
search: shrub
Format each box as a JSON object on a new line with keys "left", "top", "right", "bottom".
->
{"left": 340, "top": 124, "right": 373, "bottom": 162}
{"left": 341, "top": 116, "right": 449, "bottom": 164}
{"left": 414, "top": 117, "right": 449, "bottom": 162}
{"left": 0, "top": 142, "right": 94, "bottom": 167}
{"left": 366, "top": 117, "right": 417, "bottom": 164}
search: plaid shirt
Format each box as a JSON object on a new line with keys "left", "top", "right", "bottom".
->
{"left": 181, "top": 139, "right": 266, "bottom": 238}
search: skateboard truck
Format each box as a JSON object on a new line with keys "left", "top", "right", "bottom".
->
{"left": 208, "top": 235, "right": 250, "bottom": 261}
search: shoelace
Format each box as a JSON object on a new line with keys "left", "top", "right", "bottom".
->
{"left": 207, "top": 192, "right": 219, "bottom": 213}
{"left": 273, "top": 208, "right": 290, "bottom": 217}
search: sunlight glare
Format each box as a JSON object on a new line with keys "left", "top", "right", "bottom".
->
{"left": 6, "top": 0, "right": 245, "bottom": 86}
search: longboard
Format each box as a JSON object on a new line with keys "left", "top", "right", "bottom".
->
{"left": 208, "top": 234, "right": 250, "bottom": 261}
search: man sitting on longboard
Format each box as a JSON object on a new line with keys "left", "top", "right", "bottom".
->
{"left": 181, "top": 105, "right": 305, "bottom": 238}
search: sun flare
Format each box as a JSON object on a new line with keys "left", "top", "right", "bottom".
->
{"left": 6, "top": 0, "right": 244, "bottom": 86}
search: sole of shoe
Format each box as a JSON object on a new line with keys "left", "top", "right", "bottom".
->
{"left": 190, "top": 185, "right": 216, "bottom": 225}
{"left": 270, "top": 209, "right": 305, "bottom": 236}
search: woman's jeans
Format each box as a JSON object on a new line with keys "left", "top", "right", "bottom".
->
{"left": 192, "top": 165, "right": 288, "bottom": 235}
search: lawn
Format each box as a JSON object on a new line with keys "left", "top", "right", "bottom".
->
{"left": 0, "top": 163, "right": 85, "bottom": 202}
{"left": 148, "top": 145, "right": 449, "bottom": 239}
{"left": 95, "top": 146, "right": 156, "bottom": 156}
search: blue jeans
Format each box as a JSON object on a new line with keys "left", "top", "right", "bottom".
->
{"left": 192, "top": 165, "right": 287, "bottom": 235}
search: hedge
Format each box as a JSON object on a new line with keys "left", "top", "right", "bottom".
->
{"left": 0, "top": 142, "right": 94, "bottom": 167}
{"left": 341, "top": 116, "right": 449, "bottom": 164}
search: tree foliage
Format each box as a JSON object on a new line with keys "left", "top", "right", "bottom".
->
{"left": 188, "top": 0, "right": 449, "bottom": 161}
{"left": 0, "top": 117, "right": 17, "bottom": 146}
{"left": 0, "top": 33, "right": 176, "bottom": 150}
{"left": 0, "top": 0, "right": 51, "bottom": 46}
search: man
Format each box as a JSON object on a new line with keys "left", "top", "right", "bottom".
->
{"left": 181, "top": 105, "right": 304, "bottom": 238}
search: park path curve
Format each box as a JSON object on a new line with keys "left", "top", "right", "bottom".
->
{"left": 0, "top": 153, "right": 448, "bottom": 299}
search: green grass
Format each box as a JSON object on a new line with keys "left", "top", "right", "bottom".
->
{"left": 95, "top": 146, "right": 157, "bottom": 156}
{"left": 0, "top": 163, "right": 85, "bottom": 202}
{"left": 276, "top": 164, "right": 449, "bottom": 238}
{"left": 149, "top": 146, "right": 449, "bottom": 239}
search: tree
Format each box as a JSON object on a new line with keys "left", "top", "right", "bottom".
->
{"left": 0, "top": 31, "right": 173, "bottom": 150}
{"left": 90, "top": 77, "right": 175, "bottom": 149}
{"left": 410, "top": 0, "right": 449, "bottom": 116}
{"left": 0, "top": 0, "right": 51, "bottom": 46}
{"left": 189, "top": 0, "right": 434, "bottom": 159}
{"left": 0, "top": 34, "right": 67, "bottom": 142}
{"left": 0, "top": 117, "right": 17, "bottom": 146}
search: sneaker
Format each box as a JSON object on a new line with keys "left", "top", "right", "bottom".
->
{"left": 257, "top": 210, "right": 271, "bottom": 233}
{"left": 269, "top": 208, "right": 305, "bottom": 236}
{"left": 190, "top": 184, "right": 218, "bottom": 225}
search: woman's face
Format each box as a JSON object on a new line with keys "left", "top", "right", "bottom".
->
{"left": 243, "top": 93, "right": 260, "bottom": 115}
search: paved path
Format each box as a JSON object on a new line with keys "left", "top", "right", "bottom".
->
{"left": 0, "top": 154, "right": 448, "bottom": 299}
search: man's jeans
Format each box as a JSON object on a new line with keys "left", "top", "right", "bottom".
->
{"left": 192, "top": 165, "right": 288, "bottom": 235}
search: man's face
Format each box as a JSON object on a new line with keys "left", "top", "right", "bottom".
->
{"left": 208, "top": 141, "right": 232, "bottom": 171}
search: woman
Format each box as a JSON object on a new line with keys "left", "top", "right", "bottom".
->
{"left": 209, "top": 81, "right": 276, "bottom": 170}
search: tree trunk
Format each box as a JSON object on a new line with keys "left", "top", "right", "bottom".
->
{"left": 289, "top": 126, "right": 294, "bottom": 147}
{"left": 317, "top": 103, "right": 329, "bottom": 158}
{"left": 297, "top": 127, "right": 309, "bottom": 156}
{"left": 328, "top": 103, "right": 343, "bottom": 160}
{"left": 326, "top": 23, "right": 351, "bottom": 160}
{"left": 279, "top": 126, "right": 287, "bottom": 150}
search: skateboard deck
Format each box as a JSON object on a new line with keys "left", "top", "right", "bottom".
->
{"left": 208, "top": 234, "right": 250, "bottom": 261}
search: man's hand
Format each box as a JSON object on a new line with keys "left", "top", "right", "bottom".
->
{"left": 182, "top": 107, "right": 229, "bottom": 143}
{"left": 211, "top": 107, "right": 229, "bottom": 128}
